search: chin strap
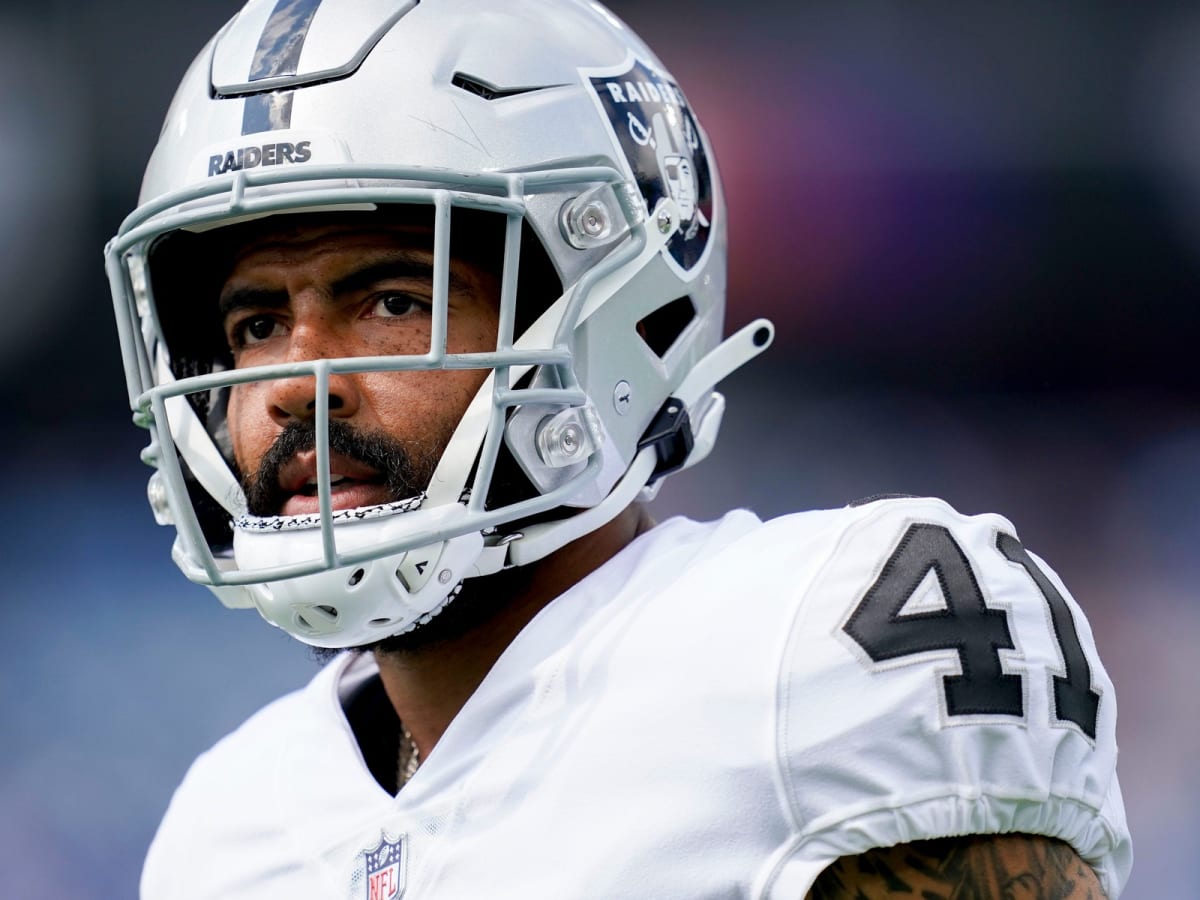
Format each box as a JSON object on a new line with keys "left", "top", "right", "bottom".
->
{"left": 639, "top": 316, "right": 776, "bottom": 487}
{"left": 678, "top": 319, "right": 775, "bottom": 412}
{"left": 504, "top": 444, "right": 660, "bottom": 568}
{"left": 504, "top": 317, "right": 775, "bottom": 568}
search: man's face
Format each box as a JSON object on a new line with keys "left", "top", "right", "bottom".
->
{"left": 217, "top": 217, "right": 500, "bottom": 517}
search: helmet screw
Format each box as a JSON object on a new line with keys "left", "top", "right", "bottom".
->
{"left": 146, "top": 470, "right": 174, "bottom": 526}
{"left": 536, "top": 406, "right": 600, "bottom": 468}
{"left": 656, "top": 207, "right": 673, "bottom": 235}
{"left": 560, "top": 424, "right": 581, "bottom": 454}
{"left": 613, "top": 380, "right": 633, "bottom": 415}
{"left": 581, "top": 202, "right": 608, "bottom": 237}
{"left": 438, "top": 569, "right": 453, "bottom": 585}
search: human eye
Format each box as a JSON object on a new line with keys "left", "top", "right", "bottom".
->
{"left": 368, "top": 292, "right": 431, "bottom": 319}
{"left": 229, "top": 313, "right": 284, "bottom": 347}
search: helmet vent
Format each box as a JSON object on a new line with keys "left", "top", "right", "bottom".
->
{"left": 451, "top": 73, "right": 556, "bottom": 101}
{"left": 637, "top": 296, "right": 697, "bottom": 359}
{"left": 295, "top": 605, "right": 337, "bottom": 634}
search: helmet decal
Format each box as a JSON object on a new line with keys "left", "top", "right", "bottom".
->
{"left": 241, "top": 0, "right": 326, "bottom": 134}
{"left": 587, "top": 57, "right": 713, "bottom": 273}
{"left": 206, "top": 139, "right": 313, "bottom": 176}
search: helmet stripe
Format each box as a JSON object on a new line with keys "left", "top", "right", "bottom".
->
{"left": 241, "top": 0, "right": 325, "bottom": 135}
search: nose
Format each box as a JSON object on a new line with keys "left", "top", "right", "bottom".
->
{"left": 267, "top": 374, "right": 361, "bottom": 425}
{"left": 264, "top": 323, "right": 362, "bottom": 426}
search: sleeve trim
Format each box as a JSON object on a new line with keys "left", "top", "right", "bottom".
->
{"left": 755, "top": 791, "right": 1131, "bottom": 900}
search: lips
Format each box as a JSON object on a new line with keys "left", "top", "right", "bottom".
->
{"left": 275, "top": 450, "right": 393, "bottom": 517}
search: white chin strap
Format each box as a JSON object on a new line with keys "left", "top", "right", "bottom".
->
{"left": 508, "top": 317, "right": 774, "bottom": 566}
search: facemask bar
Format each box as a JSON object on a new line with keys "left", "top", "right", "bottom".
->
{"left": 106, "top": 162, "right": 642, "bottom": 397}
{"left": 105, "top": 162, "right": 650, "bottom": 589}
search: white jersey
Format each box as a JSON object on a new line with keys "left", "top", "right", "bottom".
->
{"left": 142, "top": 498, "right": 1132, "bottom": 899}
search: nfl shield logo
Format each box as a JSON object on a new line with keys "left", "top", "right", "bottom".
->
{"left": 361, "top": 833, "right": 406, "bottom": 900}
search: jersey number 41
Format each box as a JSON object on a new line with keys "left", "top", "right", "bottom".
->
{"left": 842, "top": 523, "right": 1100, "bottom": 739}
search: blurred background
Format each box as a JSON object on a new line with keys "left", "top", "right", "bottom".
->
{"left": 1, "top": 1, "right": 1196, "bottom": 896}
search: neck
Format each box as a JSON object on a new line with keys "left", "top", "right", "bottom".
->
{"left": 373, "top": 503, "right": 654, "bottom": 760}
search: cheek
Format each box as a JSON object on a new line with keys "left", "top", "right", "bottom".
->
{"left": 360, "top": 368, "right": 490, "bottom": 443}
{"left": 447, "top": 321, "right": 498, "bottom": 354}
{"left": 225, "top": 385, "right": 273, "bottom": 475}
{"left": 446, "top": 300, "right": 500, "bottom": 356}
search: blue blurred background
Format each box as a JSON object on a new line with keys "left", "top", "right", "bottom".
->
{"left": 1, "top": 1, "right": 1197, "bottom": 896}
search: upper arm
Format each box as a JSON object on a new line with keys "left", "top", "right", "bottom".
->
{"left": 805, "top": 833, "right": 1106, "bottom": 900}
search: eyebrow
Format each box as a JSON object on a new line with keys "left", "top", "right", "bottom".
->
{"left": 218, "top": 254, "right": 473, "bottom": 319}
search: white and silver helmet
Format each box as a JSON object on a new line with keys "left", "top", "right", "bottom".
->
{"left": 106, "top": 0, "right": 773, "bottom": 648}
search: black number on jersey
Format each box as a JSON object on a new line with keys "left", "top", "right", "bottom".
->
{"left": 995, "top": 532, "right": 1100, "bottom": 739}
{"left": 842, "top": 523, "right": 1099, "bottom": 738}
{"left": 843, "top": 524, "right": 1023, "bottom": 718}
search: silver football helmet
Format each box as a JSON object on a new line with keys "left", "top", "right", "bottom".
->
{"left": 106, "top": 0, "right": 773, "bottom": 648}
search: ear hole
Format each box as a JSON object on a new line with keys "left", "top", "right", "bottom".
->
{"left": 637, "top": 296, "right": 696, "bottom": 358}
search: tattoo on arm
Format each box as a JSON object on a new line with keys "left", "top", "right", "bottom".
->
{"left": 806, "top": 834, "right": 1105, "bottom": 900}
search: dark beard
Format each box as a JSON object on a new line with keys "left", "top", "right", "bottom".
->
{"left": 241, "top": 419, "right": 434, "bottom": 517}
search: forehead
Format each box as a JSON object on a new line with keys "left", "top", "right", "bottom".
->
{"left": 226, "top": 220, "right": 435, "bottom": 275}
{"left": 214, "top": 208, "right": 504, "bottom": 285}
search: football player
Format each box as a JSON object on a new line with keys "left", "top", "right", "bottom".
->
{"left": 106, "top": 1, "right": 1131, "bottom": 897}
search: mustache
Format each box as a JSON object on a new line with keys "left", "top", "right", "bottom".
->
{"left": 241, "top": 420, "right": 433, "bottom": 517}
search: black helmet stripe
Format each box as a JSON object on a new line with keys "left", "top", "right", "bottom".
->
{"left": 241, "top": 0, "right": 325, "bottom": 135}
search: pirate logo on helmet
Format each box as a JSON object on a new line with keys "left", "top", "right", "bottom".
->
{"left": 587, "top": 57, "right": 714, "bottom": 274}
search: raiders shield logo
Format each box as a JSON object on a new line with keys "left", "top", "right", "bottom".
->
{"left": 586, "top": 57, "right": 714, "bottom": 274}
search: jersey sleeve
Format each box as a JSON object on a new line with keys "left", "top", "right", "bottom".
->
{"left": 761, "top": 497, "right": 1132, "bottom": 899}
